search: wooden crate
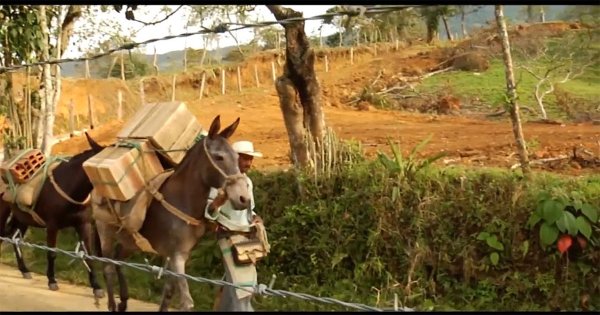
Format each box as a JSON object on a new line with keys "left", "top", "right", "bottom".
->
{"left": 116, "top": 102, "right": 202, "bottom": 164}
{"left": 0, "top": 149, "right": 46, "bottom": 184}
{"left": 82, "top": 140, "right": 164, "bottom": 201}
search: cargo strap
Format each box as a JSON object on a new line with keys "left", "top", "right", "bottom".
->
{"left": 48, "top": 169, "right": 91, "bottom": 206}
{"left": 103, "top": 197, "right": 158, "bottom": 254}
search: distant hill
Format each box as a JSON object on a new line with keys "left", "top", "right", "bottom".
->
{"left": 61, "top": 5, "right": 574, "bottom": 78}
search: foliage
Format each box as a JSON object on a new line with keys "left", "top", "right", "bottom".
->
{"left": 99, "top": 52, "right": 152, "bottom": 79}
{"left": 559, "top": 5, "right": 600, "bottom": 25}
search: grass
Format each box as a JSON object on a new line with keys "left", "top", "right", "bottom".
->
{"left": 418, "top": 57, "right": 600, "bottom": 120}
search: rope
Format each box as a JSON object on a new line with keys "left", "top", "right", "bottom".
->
{"left": 0, "top": 5, "right": 421, "bottom": 74}
{"left": 0, "top": 235, "right": 414, "bottom": 312}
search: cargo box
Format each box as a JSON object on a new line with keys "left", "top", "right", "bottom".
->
{"left": 83, "top": 140, "right": 164, "bottom": 201}
{"left": 116, "top": 102, "right": 202, "bottom": 165}
{"left": 0, "top": 149, "right": 46, "bottom": 184}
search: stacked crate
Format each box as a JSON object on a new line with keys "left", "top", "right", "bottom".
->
{"left": 83, "top": 101, "right": 202, "bottom": 202}
{"left": 0, "top": 149, "right": 46, "bottom": 184}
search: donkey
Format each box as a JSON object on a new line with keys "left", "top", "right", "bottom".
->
{"left": 95, "top": 115, "right": 252, "bottom": 312}
{"left": 0, "top": 132, "right": 106, "bottom": 299}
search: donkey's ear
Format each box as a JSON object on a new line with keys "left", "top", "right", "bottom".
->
{"left": 219, "top": 117, "right": 240, "bottom": 140}
{"left": 208, "top": 115, "right": 221, "bottom": 139}
{"left": 84, "top": 132, "right": 103, "bottom": 152}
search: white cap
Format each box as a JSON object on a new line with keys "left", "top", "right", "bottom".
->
{"left": 232, "top": 141, "right": 263, "bottom": 158}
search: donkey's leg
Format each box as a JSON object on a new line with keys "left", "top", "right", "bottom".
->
{"left": 114, "top": 244, "right": 131, "bottom": 312}
{"left": 171, "top": 253, "right": 195, "bottom": 311}
{"left": 46, "top": 226, "right": 60, "bottom": 291}
{"left": 6, "top": 219, "right": 32, "bottom": 279}
{"left": 158, "top": 264, "right": 177, "bottom": 312}
{"left": 75, "top": 222, "right": 104, "bottom": 299}
{"left": 96, "top": 222, "right": 118, "bottom": 312}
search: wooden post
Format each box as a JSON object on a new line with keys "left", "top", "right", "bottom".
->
{"left": 338, "top": 32, "right": 343, "bottom": 47}
{"left": 85, "top": 60, "right": 90, "bottom": 79}
{"left": 120, "top": 52, "right": 125, "bottom": 81}
{"left": 153, "top": 47, "right": 159, "bottom": 76}
{"left": 117, "top": 90, "right": 123, "bottom": 120}
{"left": 324, "top": 55, "right": 329, "bottom": 72}
{"left": 183, "top": 48, "right": 188, "bottom": 73}
{"left": 87, "top": 94, "right": 95, "bottom": 130}
{"left": 199, "top": 72, "right": 206, "bottom": 100}
{"left": 350, "top": 47, "right": 354, "bottom": 65}
{"left": 254, "top": 64, "right": 260, "bottom": 88}
{"left": 395, "top": 39, "right": 399, "bottom": 51}
{"left": 107, "top": 56, "right": 118, "bottom": 79}
{"left": 139, "top": 78, "right": 145, "bottom": 105}
{"left": 68, "top": 99, "right": 75, "bottom": 137}
{"left": 236, "top": 66, "right": 242, "bottom": 93}
{"left": 171, "top": 74, "right": 177, "bottom": 101}
{"left": 271, "top": 61, "right": 276, "bottom": 82}
{"left": 221, "top": 68, "right": 225, "bottom": 95}
{"left": 319, "top": 34, "right": 323, "bottom": 48}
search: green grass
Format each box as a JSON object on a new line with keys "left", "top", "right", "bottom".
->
{"left": 418, "top": 58, "right": 600, "bottom": 120}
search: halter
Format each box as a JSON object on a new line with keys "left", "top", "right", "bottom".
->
{"left": 202, "top": 136, "right": 246, "bottom": 189}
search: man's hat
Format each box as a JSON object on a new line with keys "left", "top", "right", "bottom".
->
{"left": 232, "top": 141, "right": 263, "bottom": 158}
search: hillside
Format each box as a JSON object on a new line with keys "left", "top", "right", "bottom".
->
{"left": 35, "top": 21, "right": 599, "bottom": 177}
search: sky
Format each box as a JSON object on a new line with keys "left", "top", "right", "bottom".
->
{"left": 65, "top": 5, "right": 337, "bottom": 58}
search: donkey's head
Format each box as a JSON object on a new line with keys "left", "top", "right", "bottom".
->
{"left": 194, "top": 115, "right": 250, "bottom": 210}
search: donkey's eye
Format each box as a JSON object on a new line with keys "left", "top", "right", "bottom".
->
{"left": 214, "top": 154, "right": 224, "bottom": 161}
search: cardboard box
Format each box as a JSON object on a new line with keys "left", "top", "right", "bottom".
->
{"left": 116, "top": 102, "right": 202, "bottom": 164}
{"left": 83, "top": 140, "right": 164, "bottom": 201}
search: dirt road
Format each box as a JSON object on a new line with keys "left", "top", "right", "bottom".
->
{"left": 0, "top": 263, "right": 160, "bottom": 311}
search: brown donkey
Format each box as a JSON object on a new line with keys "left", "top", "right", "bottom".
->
{"left": 0, "top": 132, "right": 106, "bottom": 298}
{"left": 95, "top": 115, "right": 252, "bottom": 311}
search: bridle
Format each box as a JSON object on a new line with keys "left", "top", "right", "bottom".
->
{"left": 201, "top": 136, "right": 246, "bottom": 189}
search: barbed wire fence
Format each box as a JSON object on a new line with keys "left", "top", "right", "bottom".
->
{"left": 0, "top": 5, "right": 423, "bottom": 312}
{"left": 0, "top": 235, "right": 414, "bottom": 312}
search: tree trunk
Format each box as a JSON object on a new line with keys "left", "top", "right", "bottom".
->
{"left": 539, "top": 7, "right": 545, "bottom": 23}
{"left": 495, "top": 5, "right": 530, "bottom": 175}
{"left": 461, "top": 8, "right": 468, "bottom": 38}
{"left": 37, "top": 5, "right": 50, "bottom": 152}
{"left": 267, "top": 5, "right": 326, "bottom": 169}
{"left": 442, "top": 15, "right": 453, "bottom": 41}
{"left": 526, "top": 5, "right": 534, "bottom": 23}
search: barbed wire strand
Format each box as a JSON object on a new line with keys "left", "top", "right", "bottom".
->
{"left": 0, "top": 235, "right": 414, "bottom": 312}
{"left": 0, "top": 5, "right": 422, "bottom": 74}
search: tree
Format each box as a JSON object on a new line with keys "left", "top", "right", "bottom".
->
{"left": 559, "top": 5, "right": 600, "bottom": 25}
{"left": 0, "top": 5, "right": 84, "bottom": 157}
{"left": 518, "top": 34, "right": 597, "bottom": 120}
{"left": 419, "top": 6, "right": 448, "bottom": 43}
{"left": 456, "top": 5, "right": 483, "bottom": 38}
{"left": 495, "top": 5, "right": 530, "bottom": 175}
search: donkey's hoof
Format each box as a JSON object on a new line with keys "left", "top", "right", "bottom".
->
{"left": 93, "top": 289, "right": 105, "bottom": 299}
{"left": 21, "top": 272, "right": 32, "bottom": 279}
{"left": 48, "top": 283, "right": 59, "bottom": 291}
{"left": 117, "top": 301, "right": 128, "bottom": 312}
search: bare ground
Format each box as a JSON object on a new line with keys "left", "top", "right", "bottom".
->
{"left": 0, "top": 263, "right": 160, "bottom": 311}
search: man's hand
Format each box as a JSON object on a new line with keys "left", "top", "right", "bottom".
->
{"left": 209, "top": 189, "right": 228, "bottom": 217}
{"left": 251, "top": 214, "right": 263, "bottom": 225}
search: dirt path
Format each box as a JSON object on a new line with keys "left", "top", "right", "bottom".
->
{"left": 0, "top": 263, "right": 160, "bottom": 311}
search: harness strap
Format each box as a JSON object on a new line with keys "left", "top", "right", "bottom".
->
{"left": 48, "top": 169, "right": 91, "bottom": 206}
{"left": 149, "top": 188, "right": 203, "bottom": 226}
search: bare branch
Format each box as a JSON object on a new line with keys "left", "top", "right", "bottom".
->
{"left": 129, "top": 5, "right": 184, "bottom": 26}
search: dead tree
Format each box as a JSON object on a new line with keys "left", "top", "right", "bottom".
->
{"left": 495, "top": 5, "right": 530, "bottom": 175}
{"left": 267, "top": 5, "right": 326, "bottom": 169}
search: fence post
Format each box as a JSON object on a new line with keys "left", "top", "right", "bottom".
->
{"left": 271, "top": 61, "right": 276, "bottom": 83}
{"left": 236, "top": 66, "right": 242, "bottom": 93}
{"left": 324, "top": 55, "right": 329, "bottom": 73}
{"left": 171, "top": 74, "right": 177, "bottom": 101}
{"left": 221, "top": 68, "right": 226, "bottom": 95}
{"left": 68, "top": 99, "right": 75, "bottom": 137}
{"left": 199, "top": 72, "right": 206, "bottom": 100}
{"left": 117, "top": 90, "right": 123, "bottom": 121}
{"left": 85, "top": 60, "right": 90, "bottom": 79}
{"left": 139, "top": 78, "right": 145, "bottom": 105}
{"left": 120, "top": 52, "right": 125, "bottom": 81}
{"left": 87, "top": 94, "right": 95, "bottom": 130}
{"left": 350, "top": 47, "right": 354, "bottom": 65}
{"left": 254, "top": 64, "right": 260, "bottom": 88}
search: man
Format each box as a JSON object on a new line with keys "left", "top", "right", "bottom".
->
{"left": 205, "top": 140, "right": 267, "bottom": 311}
{"left": 205, "top": 140, "right": 263, "bottom": 229}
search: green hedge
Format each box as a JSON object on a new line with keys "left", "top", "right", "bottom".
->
{"left": 2, "top": 162, "right": 599, "bottom": 311}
